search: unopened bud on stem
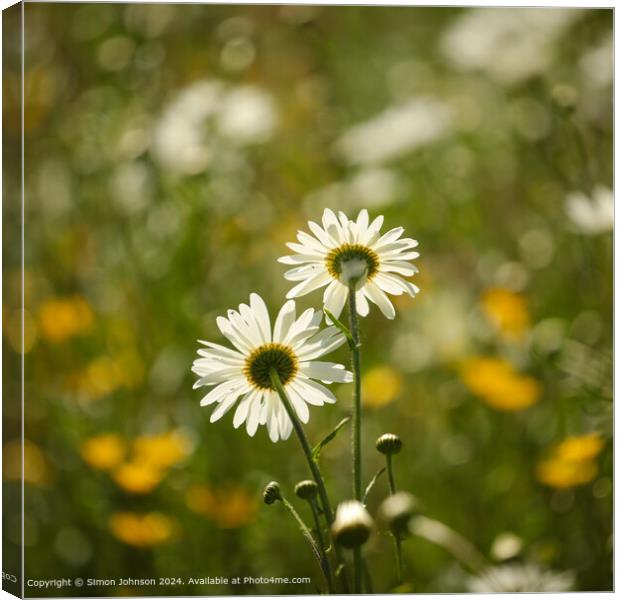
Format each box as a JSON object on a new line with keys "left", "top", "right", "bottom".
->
{"left": 332, "top": 500, "right": 373, "bottom": 549}
{"left": 376, "top": 433, "right": 402, "bottom": 455}
{"left": 380, "top": 492, "right": 417, "bottom": 538}
{"left": 263, "top": 481, "right": 282, "bottom": 505}
{"left": 294, "top": 480, "right": 318, "bottom": 501}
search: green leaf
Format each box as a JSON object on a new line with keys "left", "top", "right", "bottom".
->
{"left": 323, "top": 307, "right": 356, "bottom": 350}
{"left": 362, "top": 467, "right": 386, "bottom": 506}
{"left": 312, "top": 416, "right": 351, "bottom": 461}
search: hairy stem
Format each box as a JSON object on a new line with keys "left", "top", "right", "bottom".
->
{"left": 386, "top": 453, "right": 404, "bottom": 585}
{"left": 309, "top": 500, "right": 334, "bottom": 593}
{"left": 270, "top": 368, "right": 349, "bottom": 593}
{"left": 281, "top": 497, "right": 331, "bottom": 591}
{"left": 347, "top": 284, "right": 363, "bottom": 593}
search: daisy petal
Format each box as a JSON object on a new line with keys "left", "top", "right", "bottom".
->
{"left": 199, "top": 378, "right": 245, "bottom": 406}
{"left": 273, "top": 299, "right": 296, "bottom": 343}
{"left": 210, "top": 392, "right": 242, "bottom": 423}
{"left": 323, "top": 281, "right": 348, "bottom": 319}
{"left": 297, "top": 327, "right": 347, "bottom": 360}
{"left": 278, "top": 408, "right": 293, "bottom": 440}
{"left": 246, "top": 396, "right": 262, "bottom": 437}
{"left": 295, "top": 378, "right": 337, "bottom": 405}
{"left": 278, "top": 254, "right": 324, "bottom": 265}
{"left": 299, "top": 361, "right": 353, "bottom": 383}
{"left": 357, "top": 208, "right": 369, "bottom": 233}
{"left": 356, "top": 290, "right": 370, "bottom": 316}
{"left": 250, "top": 293, "right": 271, "bottom": 344}
{"left": 286, "top": 383, "right": 310, "bottom": 423}
{"left": 297, "top": 230, "right": 329, "bottom": 253}
{"left": 284, "top": 264, "right": 325, "bottom": 282}
{"left": 364, "top": 281, "right": 396, "bottom": 319}
{"left": 197, "top": 340, "right": 245, "bottom": 361}
{"left": 379, "top": 261, "right": 419, "bottom": 277}
{"left": 374, "top": 272, "right": 406, "bottom": 295}
{"left": 308, "top": 220, "right": 337, "bottom": 248}
{"left": 193, "top": 367, "right": 243, "bottom": 388}
{"left": 232, "top": 391, "right": 255, "bottom": 428}
{"left": 216, "top": 316, "right": 253, "bottom": 353}
{"left": 286, "top": 272, "right": 332, "bottom": 299}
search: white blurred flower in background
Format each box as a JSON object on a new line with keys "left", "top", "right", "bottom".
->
{"left": 217, "top": 86, "right": 277, "bottom": 144}
{"left": 391, "top": 291, "right": 472, "bottom": 372}
{"left": 441, "top": 8, "right": 583, "bottom": 86}
{"left": 304, "top": 167, "right": 404, "bottom": 213}
{"left": 565, "top": 185, "right": 613, "bottom": 235}
{"left": 579, "top": 33, "right": 613, "bottom": 90}
{"left": 467, "top": 564, "right": 575, "bottom": 592}
{"left": 335, "top": 98, "right": 452, "bottom": 165}
{"left": 578, "top": 33, "right": 613, "bottom": 124}
{"left": 152, "top": 80, "right": 277, "bottom": 175}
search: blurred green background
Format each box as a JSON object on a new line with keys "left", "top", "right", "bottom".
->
{"left": 3, "top": 3, "right": 612, "bottom": 595}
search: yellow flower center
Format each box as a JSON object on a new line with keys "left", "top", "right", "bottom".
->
{"left": 325, "top": 243, "right": 380, "bottom": 282}
{"left": 244, "top": 343, "right": 298, "bottom": 390}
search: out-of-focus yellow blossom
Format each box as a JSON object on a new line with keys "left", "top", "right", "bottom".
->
{"left": 5, "top": 308, "right": 38, "bottom": 354}
{"left": 109, "top": 512, "right": 175, "bottom": 547}
{"left": 481, "top": 288, "right": 530, "bottom": 340}
{"left": 186, "top": 484, "right": 257, "bottom": 529}
{"left": 537, "top": 458, "right": 598, "bottom": 489}
{"left": 80, "top": 434, "right": 126, "bottom": 470}
{"left": 460, "top": 357, "right": 541, "bottom": 411}
{"left": 186, "top": 485, "right": 216, "bottom": 515}
{"left": 113, "top": 462, "right": 164, "bottom": 494}
{"left": 132, "top": 431, "right": 191, "bottom": 469}
{"left": 37, "top": 296, "right": 94, "bottom": 343}
{"left": 66, "top": 351, "right": 145, "bottom": 402}
{"left": 555, "top": 433, "right": 604, "bottom": 462}
{"left": 537, "top": 433, "right": 604, "bottom": 489}
{"left": 3, "top": 439, "right": 51, "bottom": 487}
{"left": 362, "top": 366, "right": 404, "bottom": 407}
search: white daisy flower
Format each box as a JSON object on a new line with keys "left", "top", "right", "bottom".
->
{"left": 278, "top": 208, "right": 420, "bottom": 320}
{"left": 192, "top": 293, "right": 352, "bottom": 442}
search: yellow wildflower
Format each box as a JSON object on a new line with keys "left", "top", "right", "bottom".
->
{"left": 460, "top": 357, "right": 541, "bottom": 411}
{"left": 3, "top": 439, "right": 51, "bottom": 487}
{"left": 362, "top": 366, "right": 404, "bottom": 408}
{"left": 537, "top": 457, "right": 598, "bottom": 488}
{"left": 555, "top": 433, "right": 604, "bottom": 462}
{"left": 537, "top": 433, "right": 604, "bottom": 489}
{"left": 113, "top": 462, "right": 163, "bottom": 494}
{"left": 133, "top": 431, "right": 191, "bottom": 469}
{"left": 186, "top": 485, "right": 216, "bottom": 515}
{"left": 481, "top": 288, "right": 530, "bottom": 340}
{"left": 37, "top": 296, "right": 93, "bottom": 343}
{"left": 109, "top": 512, "right": 174, "bottom": 547}
{"left": 67, "top": 351, "right": 145, "bottom": 402}
{"left": 186, "top": 484, "right": 257, "bottom": 529}
{"left": 80, "top": 434, "right": 126, "bottom": 471}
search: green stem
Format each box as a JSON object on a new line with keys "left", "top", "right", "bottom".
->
{"left": 347, "top": 284, "right": 363, "bottom": 593}
{"left": 347, "top": 285, "right": 362, "bottom": 501}
{"left": 353, "top": 547, "right": 362, "bottom": 594}
{"left": 386, "top": 454, "right": 404, "bottom": 585}
{"left": 281, "top": 497, "right": 331, "bottom": 591}
{"left": 387, "top": 454, "right": 396, "bottom": 495}
{"left": 309, "top": 500, "right": 334, "bottom": 593}
{"left": 269, "top": 368, "right": 349, "bottom": 593}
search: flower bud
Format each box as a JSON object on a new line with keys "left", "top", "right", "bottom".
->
{"left": 379, "top": 492, "right": 416, "bottom": 537}
{"left": 294, "top": 480, "right": 318, "bottom": 501}
{"left": 263, "top": 481, "right": 282, "bottom": 505}
{"left": 331, "top": 500, "right": 373, "bottom": 549}
{"left": 376, "top": 433, "right": 402, "bottom": 455}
